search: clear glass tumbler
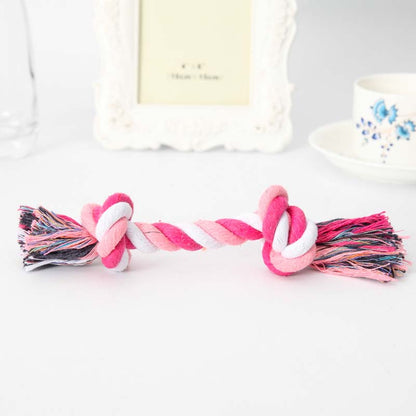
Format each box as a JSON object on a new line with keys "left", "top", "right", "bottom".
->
{"left": 0, "top": 0, "right": 37, "bottom": 158}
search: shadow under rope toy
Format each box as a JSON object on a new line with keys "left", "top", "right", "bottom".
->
{"left": 18, "top": 186, "right": 408, "bottom": 282}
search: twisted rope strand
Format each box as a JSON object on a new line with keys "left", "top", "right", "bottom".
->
{"left": 126, "top": 217, "right": 263, "bottom": 253}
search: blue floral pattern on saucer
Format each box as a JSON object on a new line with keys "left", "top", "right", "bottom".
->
{"left": 356, "top": 99, "right": 415, "bottom": 163}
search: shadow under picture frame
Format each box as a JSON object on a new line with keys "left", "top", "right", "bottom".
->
{"left": 94, "top": 0, "right": 296, "bottom": 152}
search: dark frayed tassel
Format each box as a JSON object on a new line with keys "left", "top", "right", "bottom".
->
{"left": 312, "top": 213, "right": 408, "bottom": 282}
{"left": 18, "top": 206, "right": 98, "bottom": 271}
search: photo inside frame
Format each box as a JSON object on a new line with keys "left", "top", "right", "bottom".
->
{"left": 138, "top": 0, "right": 252, "bottom": 106}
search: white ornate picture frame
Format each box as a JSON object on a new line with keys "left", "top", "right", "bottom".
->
{"left": 94, "top": 0, "right": 296, "bottom": 152}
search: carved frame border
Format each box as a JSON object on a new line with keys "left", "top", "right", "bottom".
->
{"left": 94, "top": 0, "right": 297, "bottom": 152}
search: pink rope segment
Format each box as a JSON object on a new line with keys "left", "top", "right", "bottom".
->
{"left": 130, "top": 219, "right": 262, "bottom": 251}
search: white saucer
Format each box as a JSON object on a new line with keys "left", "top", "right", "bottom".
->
{"left": 309, "top": 120, "right": 416, "bottom": 184}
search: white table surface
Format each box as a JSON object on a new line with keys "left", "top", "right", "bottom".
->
{"left": 1, "top": 0, "right": 416, "bottom": 414}
{"left": 1, "top": 139, "right": 415, "bottom": 416}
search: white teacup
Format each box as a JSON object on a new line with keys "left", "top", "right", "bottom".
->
{"left": 353, "top": 73, "right": 416, "bottom": 166}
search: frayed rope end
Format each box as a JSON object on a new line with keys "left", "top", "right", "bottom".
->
{"left": 18, "top": 206, "right": 98, "bottom": 271}
{"left": 312, "top": 213, "right": 408, "bottom": 282}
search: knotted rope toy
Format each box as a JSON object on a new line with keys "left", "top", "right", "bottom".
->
{"left": 18, "top": 186, "right": 407, "bottom": 282}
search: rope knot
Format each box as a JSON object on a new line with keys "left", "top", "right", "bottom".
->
{"left": 81, "top": 193, "right": 134, "bottom": 271}
{"left": 259, "top": 186, "right": 318, "bottom": 276}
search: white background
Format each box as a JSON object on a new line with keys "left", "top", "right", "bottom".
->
{"left": 1, "top": 1, "right": 416, "bottom": 415}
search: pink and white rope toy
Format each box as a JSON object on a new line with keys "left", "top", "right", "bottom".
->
{"left": 19, "top": 186, "right": 408, "bottom": 282}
